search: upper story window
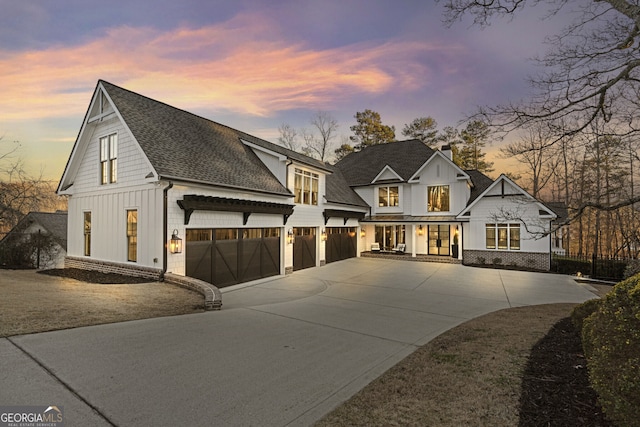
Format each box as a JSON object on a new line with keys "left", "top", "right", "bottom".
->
{"left": 100, "top": 133, "right": 118, "bottom": 184}
{"left": 294, "top": 168, "right": 318, "bottom": 205}
{"left": 486, "top": 223, "right": 520, "bottom": 250}
{"left": 379, "top": 186, "right": 399, "bottom": 207}
{"left": 428, "top": 185, "right": 449, "bottom": 212}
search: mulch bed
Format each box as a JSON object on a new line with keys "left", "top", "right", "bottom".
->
{"left": 519, "top": 317, "right": 612, "bottom": 426}
{"left": 38, "top": 268, "right": 153, "bottom": 284}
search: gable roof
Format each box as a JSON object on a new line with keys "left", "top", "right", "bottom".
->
{"left": 0, "top": 211, "right": 68, "bottom": 250}
{"left": 465, "top": 169, "right": 494, "bottom": 205}
{"left": 457, "top": 174, "right": 557, "bottom": 218}
{"left": 335, "top": 139, "right": 435, "bottom": 186}
{"left": 60, "top": 81, "right": 294, "bottom": 196}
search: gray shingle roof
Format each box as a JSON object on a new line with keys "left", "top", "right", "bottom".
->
{"left": 334, "top": 139, "right": 436, "bottom": 186}
{"left": 101, "top": 81, "right": 291, "bottom": 196}
{"left": 325, "top": 166, "right": 369, "bottom": 208}
{"left": 0, "top": 211, "right": 68, "bottom": 250}
{"left": 465, "top": 170, "right": 494, "bottom": 206}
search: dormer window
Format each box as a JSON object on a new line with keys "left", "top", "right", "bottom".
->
{"left": 294, "top": 168, "right": 318, "bottom": 205}
{"left": 379, "top": 186, "right": 399, "bottom": 207}
{"left": 100, "top": 133, "right": 117, "bottom": 184}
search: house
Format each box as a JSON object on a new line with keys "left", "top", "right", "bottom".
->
{"left": 57, "top": 80, "right": 557, "bottom": 293}
{"left": 57, "top": 80, "right": 368, "bottom": 289}
{"left": 0, "top": 211, "right": 68, "bottom": 269}
{"left": 335, "top": 142, "right": 557, "bottom": 270}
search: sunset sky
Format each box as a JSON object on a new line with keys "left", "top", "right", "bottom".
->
{"left": 0, "top": 1, "right": 572, "bottom": 181}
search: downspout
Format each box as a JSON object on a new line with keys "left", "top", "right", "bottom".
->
{"left": 162, "top": 180, "right": 174, "bottom": 279}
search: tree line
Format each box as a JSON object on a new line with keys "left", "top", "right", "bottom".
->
{"left": 278, "top": 109, "right": 495, "bottom": 173}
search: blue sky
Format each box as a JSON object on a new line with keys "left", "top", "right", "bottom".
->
{"left": 0, "top": 0, "right": 572, "bottom": 180}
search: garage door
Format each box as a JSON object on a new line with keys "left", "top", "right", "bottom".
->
{"left": 293, "top": 227, "right": 316, "bottom": 271}
{"left": 186, "top": 228, "right": 280, "bottom": 288}
{"left": 326, "top": 227, "right": 357, "bottom": 264}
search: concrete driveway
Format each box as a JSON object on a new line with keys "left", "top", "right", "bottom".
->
{"left": 1, "top": 258, "right": 598, "bottom": 426}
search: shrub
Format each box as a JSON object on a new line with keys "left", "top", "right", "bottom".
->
{"left": 570, "top": 298, "right": 602, "bottom": 332}
{"left": 492, "top": 257, "right": 502, "bottom": 265}
{"left": 582, "top": 274, "right": 640, "bottom": 427}
{"left": 624, "top": 259, "right": 640, "bottom": 279}
{"left": 551, "top": 256, "right": 591, "bottom": 276}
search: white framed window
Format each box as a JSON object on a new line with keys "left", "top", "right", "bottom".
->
{"left": 100, "top": 133, "right": 118, "bottom": 184}
{"left": 127, "top": 210, "right": 137, "bottom": 262}
{"left": 294, "top": 168, "right": 318, "bottom": 205}
{"left": 486, "top": 223, "right": 520, "bottom": 250}
{"left": 428, "top": 185, "right": 450, "bottom": 212}
{"left": 83, "top": 211, "right": 91, "bottom": 256}
{"left": 378, "top": 186, "right": 399, "bottom": 207}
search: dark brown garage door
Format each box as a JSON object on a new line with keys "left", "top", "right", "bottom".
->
{"left": 326, "top": 227, "right": 357, "bottom": 264}
{"left": 293, "top": 227, "right": 316, "bottom": 271}
{"left": 186, "top": 228, "right": 280, "bottom": 288}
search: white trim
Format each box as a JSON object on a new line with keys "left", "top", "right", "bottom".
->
{"left": 408, "top": 151, "right": 470, "bottom": 183}
{"left": 456, "top": 174, "right": 557, "bottom": 219}
{"left": 372, "top": 165, "right": 403, "bottom": 183}
{"left": 241, "top": 139, "right": 288, "bottom": 162}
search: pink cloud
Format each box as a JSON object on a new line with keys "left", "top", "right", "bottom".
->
{"left": 0, "top": 12, "right": 464, "bottom": 122}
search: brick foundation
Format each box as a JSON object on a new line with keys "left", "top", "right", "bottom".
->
{"left": 462, "top": 250, "right": 550, "bottom": 271}
{"left": 64, "top": 256, "right": 163, "bottom": 280}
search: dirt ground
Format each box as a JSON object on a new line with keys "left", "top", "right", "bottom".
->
{"left": 0, "top": 269, "right": 204, "bottom": 337}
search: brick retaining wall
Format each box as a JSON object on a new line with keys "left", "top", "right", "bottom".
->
{"left": 64, "top": 256, "right": 223, "bottom": 310}
{"left": 462, "top": 250, "right": 550, "bottom": 271}
{"left": 65, "top": 256, "right": 163, "bottom": 279}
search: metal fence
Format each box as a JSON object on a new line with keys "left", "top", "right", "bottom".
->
{"left": 551, "top": 253, "right": 633, "bottom": 281}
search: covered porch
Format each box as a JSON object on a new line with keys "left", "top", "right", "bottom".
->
{"left": 360, "top": 216, "right": 464, "bottom": 261}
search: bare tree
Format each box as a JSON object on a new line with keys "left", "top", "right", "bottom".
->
{"left": 499, "top": 124, "right": 557, "bottom": 198}
{"left": 441, "top": 0, "right": 640, "bottom": 227}
{"left": 305, "top": 111, "right": 339, "bottom": 162}
{"left": 0, "top": 138, "right": 64, "bottom": 237}
{"left": 441, "top": 1, "right": 640, "bottom": 147}
{"left": 277, "top": 123, "right": 299, "bottom": 151}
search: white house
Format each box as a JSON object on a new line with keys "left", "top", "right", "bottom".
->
{"left": 334, "top": 141, "right": 557, "bottom": 270}
{"left": 0, "top": 211, "right": 68, "bottom": 269}
{"left": 57, "top": 80, "right": 558, "bottom": 294}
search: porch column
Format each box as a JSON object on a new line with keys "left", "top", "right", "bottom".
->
{"left": 411, "top": 224, "right": 417, "bottom": 257}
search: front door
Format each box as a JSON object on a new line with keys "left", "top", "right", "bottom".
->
{"left": 428, "top": 225, "right": 450, "bottom": 256}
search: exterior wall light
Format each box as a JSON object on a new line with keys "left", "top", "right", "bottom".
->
{"left": 418, "top": 225, "right": 424, "bottom": 236}
{"left": 287, "top": 229, "right": 294, "bottom": 245}
{"left": 321, "top": 229, "right": 327, "bottom": 241}
{"left": 360, "top": 229, "right": 366, "bottom": 238}
{"left": 170, "top": 229, "right": 183, "bottom": 254}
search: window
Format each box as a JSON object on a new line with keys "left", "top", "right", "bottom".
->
{"left": 486, "top": 223, "right": 520, "bottom": 250}
{"left": 428, "top": 185, "right": 450, "bottom": 212}
{"left": 83, "top": 212, "right": 91, "bottom": 256}
{"left": 127, "top": 210, "right": 137, "bottom": 262}
{"left": 378, "top": 186, "right": 399, "bottom": 207}
{"left": 100, "top": 133, "right": 118, "bottom": 184}
{"left": 294, "top": 168, "right": 318, "bottom": 205}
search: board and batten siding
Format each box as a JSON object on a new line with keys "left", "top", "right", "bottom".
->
{"left": 463, "top": 197, "right": 551, "bottom": 253}
{"left": 68, "top": 185, "right": 164, "bottom": 269}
